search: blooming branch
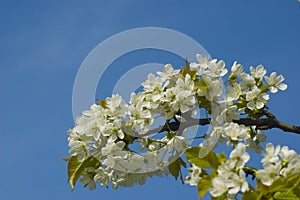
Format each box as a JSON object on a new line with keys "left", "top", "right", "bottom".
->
{"left": 66, "top": 54, "right": 300, "bottom": 199}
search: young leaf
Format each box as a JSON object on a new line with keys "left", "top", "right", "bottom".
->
{"left": 266, "top": 173, "right": 300, "bottom": 194}
{"left": 185, "top": 147, "right": 212, "bottom": 168}
{"left": 205, "top": 151, "right": 219, "bottom": 169}
{"left": 242, "top": 190, "right": 259, "bottom": 200}
{"left": 168, "top": 159, "right": 180, "bottom": 180}
{"left": 216, "top": 152, "right": 226, "bottom": 163}
{"left": 68, "top": 156, "right": 100, "bottom": 190}
{"left": 274, "top": 190, "right": 299, "bottom": 200}
{"left": 212, "top": 194, "right": 227, "bottom": 200}
{"left": 197, "top": 175, "right": 213, "bottom": 198}
{"left": 185, "top": 147, "right": 224, "bottom": 169}
{"left": 168, "top": 157, "right": 186, "bottom": 182}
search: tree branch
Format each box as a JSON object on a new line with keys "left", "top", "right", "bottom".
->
{"left": 234, "top": 118, "right": 300, "bottom": 134}
{"left": 137, "top": 116, "right": 300, "bottom": 137}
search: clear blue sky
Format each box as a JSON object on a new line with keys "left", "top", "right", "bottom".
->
{"left": 1, "top": 1, "right": 300, "bottom": 200}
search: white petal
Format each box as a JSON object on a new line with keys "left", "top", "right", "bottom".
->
{"left": 256, "top": 102, "right": 264, "bottom": 109}
{"left": 270, "top": 86, "right": 278, "bottom": 93}
{"left": 278, "top": 83, "right": 287, "bottom": 91}
{"left": 228, "top": 186, "right": 240, "bottom": 195}
{"left": 247, "top": 102, "right": 256, "bottom": 110}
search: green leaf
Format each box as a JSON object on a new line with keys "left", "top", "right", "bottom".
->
{"left": 168, "top": 157, "right": 186, "bottom": 182}
{"left": 242, "top": 191, "right": 259, "bottom": 200}
{"left": 212, "top": 194, "right": 227, "bottom": 200}
{"left": 267, "top": 173, "right": 300, "bottom": 193}
{"left": 68, "top": 156, "right": 100, "bottom": 190}
{"left": 216, "top": 152, "right": 227, "bottom": 163}
{"left": 274, "top": 191, "right": 299, "bottom": 200}
{"left": 286, "top": 173, "right": 300, "bottom": 186}
{"left": 185, "top": 147, "right": 224, "bottom": 169}
{"left": 197, "top": 175, "right": 213, "bottom": 198}
{"left": 256, "top": 173, "right": 300, "bottom": 199}
{"left": 294, "top": 187, "right": 300, "bottom": 198}
{"left": 267, "top": 177, "right": 287, "bottom": 192}
{"left": 168, "top": 158, "right": 180, "bottom": 180}
{"left": 205, "top": 151, "right": 219, "bottom": 169}
{"left": 179, "top": 157, "right": 187, "bottom": 168}
{"left": 185, "top": 147, "right": 212, "bottom": 168}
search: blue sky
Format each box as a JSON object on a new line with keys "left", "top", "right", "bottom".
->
{"left": 1, "top": 1, "right": 300, "bottom": 199}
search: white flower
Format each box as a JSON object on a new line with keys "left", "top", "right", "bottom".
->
{"left": 101, "top": 139, "right": 125, "bottom": 156}
{"left": 128, "top": 93, "right": 154, "bottom": 133}
{"left": 175, "top": 73, "right": 195, "bottom": 91}
{"left": 144, "top": 151, "right": 160, "bottom": 169}
{"left": 279, "top": 146, "right": 297, "bottom": 162}
{"left": 196, "top": 53, "right": 210, "bottom": 68}
{"left": 102, "top": 151, "right": 126, "bottom": 171}
{"left": 217, "top": 104, "right": 240, "bottom": 123}
{"left": 105, "top": 94, "right": 128, "bottom": 117}
{"left": 68, "top": 138, "right": 88, "bottom": 161}
{"left": 210, "top": 176, "right": 228, "bottom": 197}
{"left": 72, "top": 104, "right": 107, "bottom": 141}
{"left": 101, "top": 121, "right": 125, "bottom": 141}
{"left": 257, "top": 143, "right": 300, "bottom": 185}
{"left": 278, "top": 146, "right": 300, "bottom": 177}
{"left": 226, "top": 170, "right": 249, "bottom": 195}
{"left": 280, "top": 155, "right": 300, "bottom": 177}
{"left": 240, "top": 74, "right": 256, "bottom": 92}
{"left": 157, "top": 64, "right": 179, "bottom": 81}
{"left": 210, "top": 159, "right": 249, "bottom": 197}
{"left": 185, "top": 164, "right": 202, "bottom": 186}
{"left": 223, "top": 122, "right": 249, "bottom": 141}
{"left": 257, "top": 161, "right": 281, "bottom": 186}
{"left": 264, "top": 72, "right": 288, "bottom": 93}
{"left": 142, "top": 73, "right": 164, "bottom": 93}
{"left": 190, "top": 54, "right": 228, "bottom": 77}
{"left": 203, "top": 59, "right": 228, "bottom": 78}
{"left": 166, "top": 136, "right": 188, "bottom": 153}
{"left": 246, "top": 87, "right": 269, "bottom": 110}
{"left": 217, "top": 159, "right": 236, "bottom": 178}
{"left": 169, "top": 74, "right": 196, "bottom": 113}
{"left": 172, "top": 90, "right": 196, "bottom": 113}
{"left": 226, "top": 83, "right": 241, "bottom": 101}
{"left": 250, "top": 65, "right": 266, "bottom": 79}
{"left": 261, "top": 143, "right": 281, "bottom": 164}
{"left": 197, "top": 77, "right": 223, "bottom": 101}
{"left": 229, "top": 143, "right": 250, "bottom": 169}
{"left": 189, "top": 54, "right": 210, "bottom": 75}
{"left": 231, "top": 61, "right": 245, "bottom": 78}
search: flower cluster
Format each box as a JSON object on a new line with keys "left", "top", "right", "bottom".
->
{"left": 257, "top": 143, "right": 300, "bottom": 186}
{"left": 185, "top": 141, "right": 300, "bottom": 199}
{"left": 67, "top": 63, "right": 197, "bottom": 189}
{"left": 209, "top": 143, "right": 250, "bottom": 197}
{"left": 185, "top": 143, "right": 250, "bottom": 198}
{"left": 67, "top": 53, "right": 296, "bottom": 199}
